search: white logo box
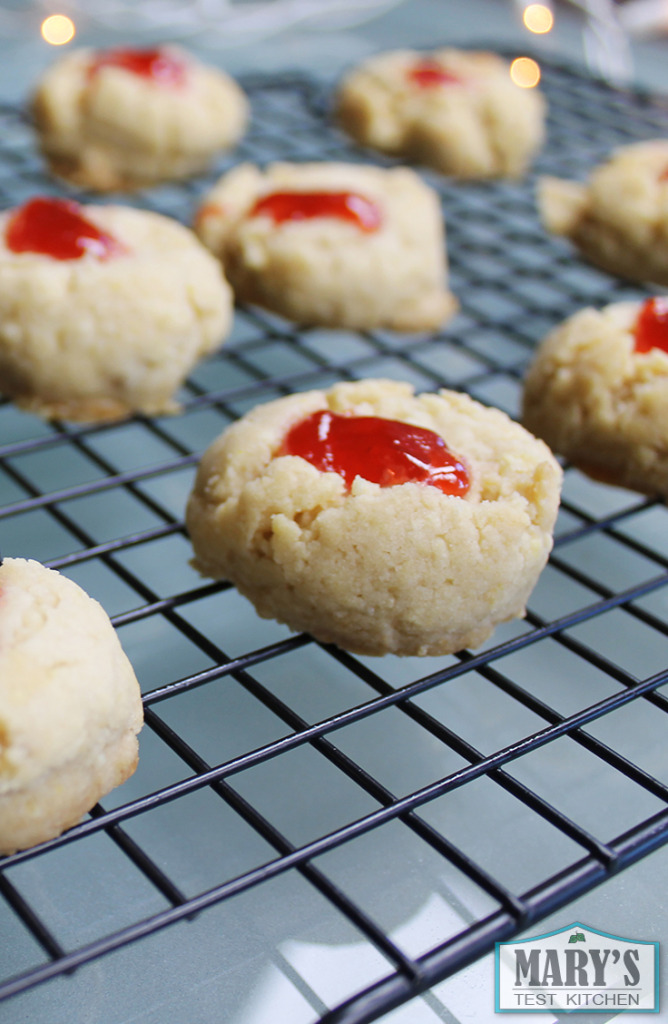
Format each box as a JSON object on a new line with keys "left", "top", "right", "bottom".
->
{"left": 495, "top": 922, "right": 659, "bottom": 1013}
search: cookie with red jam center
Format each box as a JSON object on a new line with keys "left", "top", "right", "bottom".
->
{"left": 186, "top": 379, "right": 562, "bottom": 657}
{"left": 194, "top": 161, "right": 458, "bottom": 332}
{"left": 0, "top": 198, "right": 232, "bottom": 422}
{"left": 31, "top": 44, "right": 248, "bottom": 191}
{"left": 335, "top": 48, "right": 546, "bottom": 180}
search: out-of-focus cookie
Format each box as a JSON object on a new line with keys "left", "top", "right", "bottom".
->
{"left": 31, "top": 44, "right": 249, "bottom": 191}
{"left": 334, "top": 48, "right": 546, "bottom": 180}
{"left": 538, "top": 141, "right": 668, "bottom": 285}
{"left": 194, "top": 161, "right": 457, "bottom": 331}
{"left": 0, "top": 195, "right": 233, "bottom": 422}
{"left": 0, "top": 556, "right": 143, "bottom": 855}
{"left": 523, "top": 297, "right": 668, "bottom": 497}
{"left": 186, "top": 379, "right": 562, "bottom": 657}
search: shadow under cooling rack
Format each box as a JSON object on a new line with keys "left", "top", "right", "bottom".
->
{"left": 1, "top": 58, "right": 668, "bottom": 1024}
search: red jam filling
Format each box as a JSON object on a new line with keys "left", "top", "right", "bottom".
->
{"left": 249, "top": 191, "right": 382, "bottom": 232}
{"left": 5, "top": 197, "right": 125, "bottom": 261}
{"left": 634, "top": 296, "right": 668, "bottom": 355}
{"left": 280, "top": 410, "right": 470, "bottom": 495}
{"left": 407, "top": 60, "right": 464, "bottom": 88}
{"left": 87, "top": 47, "right": 187, "bottom": 87}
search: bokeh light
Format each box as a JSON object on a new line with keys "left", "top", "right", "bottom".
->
{"left": 41, "top": 14, "right": 76, "bottom": 45}
{"left": 510, "top": 56, "right": 541, "bottom": 89}
{"left": 523, "top": 3, "right": 554, "bottom": 34}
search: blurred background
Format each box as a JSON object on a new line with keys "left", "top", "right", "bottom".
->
{"left": 0, "top": 0, "right": 666, "bottom": 100}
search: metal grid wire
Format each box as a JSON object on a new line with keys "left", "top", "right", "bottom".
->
{"left": 1, "top": 56, "right": 668, "bottom": 1024}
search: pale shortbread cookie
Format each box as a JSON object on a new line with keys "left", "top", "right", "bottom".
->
{"left": 522, "top": 301, "right": 668, "bottom": 497}
{"left": 335, "top": 49, "right": 546, "bottom": 180}
{"left": 186, "top": 379, "right": 562, "bottom": 657}
{"left": 538, "top": 141, "right": 668, "bottom": 285}
{"left": 31, "top": 45, "right": 248, "bottom": 191}
{"left": 0, "top": 201, "right": 233, "bottom": 422}
{"left": 0, "top": 557, "right": 143, "bottom": 854}
{"left": 194, "top": 161, "right": 457, "bottom": 331}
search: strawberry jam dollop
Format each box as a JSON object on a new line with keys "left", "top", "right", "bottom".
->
{"left": 5, "top": 197, "right": 125, "bottom": 261}
{"left": 87, "top": 46, "right": 187, "bottom": 87}
{"left": 634, "top": 296, "right": 668, "bottom": 355}
{"left": 407, "top": 60, "right": 464, "bottom": 88}
{"left": 249, "top": 191, "right": 382, "bottom": 232}
{"left": 280, "top": 410, "right": 470, "bottom": 495}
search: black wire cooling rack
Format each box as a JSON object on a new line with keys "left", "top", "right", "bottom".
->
{"left": 1, "top": 55, "right": 668, "bottom": 1024}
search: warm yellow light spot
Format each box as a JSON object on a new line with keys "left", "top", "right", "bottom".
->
{"left": 41, "top": 14, "right": 76, "bottom": 46}
{"left": 523, "top": 3, "right": 554, "bottom": 34}
{"left": 510, "top": 56, "right": 541, "bottom": 89}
